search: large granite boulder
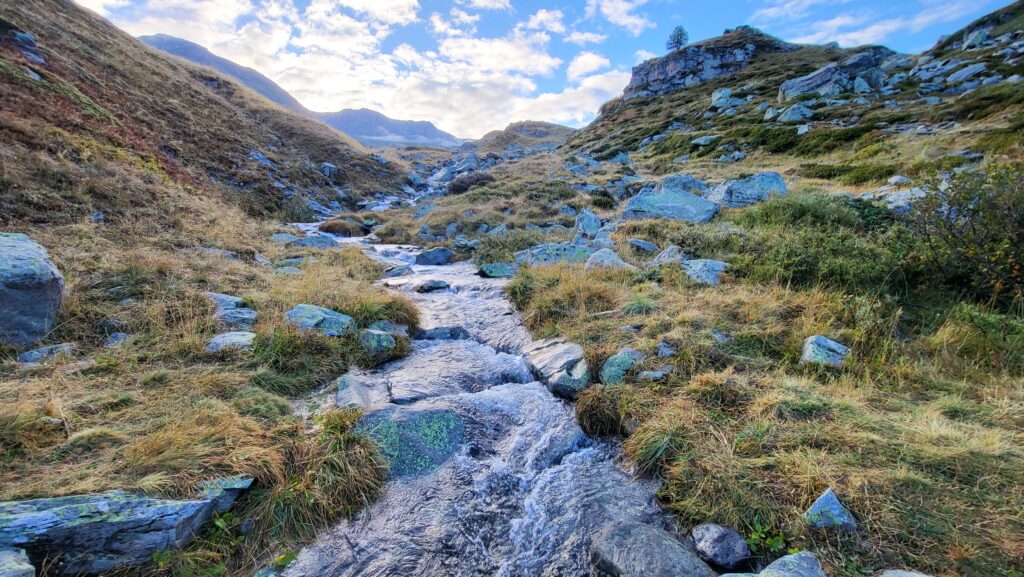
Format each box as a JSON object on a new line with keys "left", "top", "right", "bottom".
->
{"left": 479, "top": 262, "right": 518, "bottom": 278}
{"left": 622, "top": 185, "right": 719, "bottom": 223}
{"left": 356, "top": 406, "right": 464, "bottom": 477}
{"left": 523, "top": 337, "right": 590, "bottom": 399}
{"left": 590, "top": 521, "right": 716, "bottom": 577}
{"left": 0, "top": 477, "right": 251, "bottom": 575}
{"left": 284, "top": 304, "right": 355, "bottom": 336}
{"left": 585, "top": 249, "right": 636, "bottom": 272}
{"left": 0, "top": 547, "right": 33, "bottom": 577}
{"left": 0, "top": 233, "right": 64, "bottom": 347}
{"left": 575, "top": 209, "right": 602, "bottom": 239}
{"left": 705, "top": 172, "right": 787, "bottom": 208}
{"left": 515, "top": 243, "right": 594, "bottom": 266}
{"left": 691, "top": 523, "right": 752, "bottom": 570}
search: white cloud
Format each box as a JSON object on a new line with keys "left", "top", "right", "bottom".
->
{"left": 457, "top": 0, "right": 511, "bottom": 10}
{"left": 430, "top": 8, "right": 480, "bottom": 37}
{"left": 791, "top": 0, "right": 981, "bottom": 46}
{"left": 525, "top": 9, "right": 566, "bottom": 34}
{"left": 634, "top": 49, "right": 656, "bottom": 62}
{"left": 567, "top": 51, "right": 610, "bottom": 82}
{"left": 585, "top": 0, "right": 654, "bottom": 36}
{"left": 564, "top": 31, "right": 607, "bottom": 45}
{"left": 73, "top": 0, "right": 131, "bottom": 15}
{"left": 751, "top": 0, "right": 847, "bottom": 24}
{"left": 331, "top": 0, "right": 419, "bottom": 25}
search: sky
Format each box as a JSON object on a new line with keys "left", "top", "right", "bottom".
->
{"left": 75, "top": 0, "right": 1010, "bottom": 139}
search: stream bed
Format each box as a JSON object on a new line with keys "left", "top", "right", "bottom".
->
{"left": 282, "top": 237, "right": 674, "bottom": 577}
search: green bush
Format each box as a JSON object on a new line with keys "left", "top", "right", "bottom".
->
{"left": 907, "top": 165, "right": 1024, "bottom": 306}
{"left": 738, "top": 194, "right": 863, "bottom": 231}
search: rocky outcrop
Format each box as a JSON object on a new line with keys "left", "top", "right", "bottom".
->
{"left": 625, "top": 27, "right": 797, "bottom": 99}
{"left": 778, "top": 46, "right": 895, "bottom": 101}
{"left": 0, "top": 478, "right": 252, "bottom": 575}
{"left": 705, "top": 172, "right": 787, "bottom": 208}
{"left": 523, "top": 337, "right": 590, "bottom": 399}
{"left": 590, "top": 521, "right": 717, "bottom": 577}
{"left": 0, "top": 233, "right": 64, "bottom": 347}
{"left": 622, "top": 178, "right": 719, "bottom": 223}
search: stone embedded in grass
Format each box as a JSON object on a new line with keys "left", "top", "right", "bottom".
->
{"left": 523, "top": 337, "right": 590, "bottom": 399}
{"left": 690, "top": 523, "right": 752, "bottom": 570}
{"left": 878, "top": 571, "right": 935, "bottom": 577}
{"left": 356, "top": 405, "right": 464, "bottom": 478}
{"left": 368, "top": 320, "right": 408, "bottom": 336}
{"left": 803, "top": 488, "right": 857, "bottom": 532}
{"left": 360, "top": 329, "right": 398, "bottom": 354}
{"left": 800, "top": 336, "right": 851, "bottom": 367}
{"left": 205, "top": 332, "right": 256, "bottom": 353}
{"left": 0, "top": 478, "right": 252, "bottom": 575}
{"left": 383, "top": 265, "right": 414, "bottom": 278}
{"left": 656, "top": 342, "right": 678, "bottom": 358}
{"left": 778, "top": 102, "right": 814, "bottom": 123}
{"left": 17, "top": 343, "right": 75, "bottom": 364}
{"left": 628, "top": 239, "right": 658, "bottom": 253}
{"left": 647, "top": 245, "right": 686, "bottom": 267}
{"left": 691, "top": 135, "right": 720, "bottom": 146}
{"left": 515, "top": 243, "right": 594, "bottom": 266}
{"left": 217, "top": 307, "right": 257, "bottom": 330}
{"left": 270, "top": 232, "right": 300, "bottom": 244}
{"left": 284, "top": 304, "right": 355, "bottom": 336}
{"left": 104, "top": 332, "right": 131, "bottom": 348}
{"left": 273, "top": 266, "right": 302, "bottom": 276}
{"left": 590, "top": 521, "right": 717, "bottom": 577}
{"left": 415, "top": 247, "right": 454, "bottom": 266}
{"left": 0, "top": 233, "right": 64, "bottom": 347}
{"left": 287, "top": 235, "right": 337, "bottom": 249}
{"left": 415, "top": 280, "right": 450, "bottom": 293}
{"left": 575, "top": 209, "right": 602, "bottom": 238}
{"left": 0, "top": 547, "right": 33, "bottom": 577}
{"left": 621, "top": 185, "right": 719, "bottom": 223}
{"left": 683, "top": 259, "right": 730, "bottom": 286}
{"left": 600, "top": 348, "right": 645, "bottom": 385}
{"left": 479, "top": 262, "right": 518, "bottom": 278}
{"left": 585, "top": 249, "right": 636, "bottom": 271}
{"left": 704, "top": 172, "right": 787, "bottom": 208}
{"left": 720, "top": 551, "right": 826, "bottom": 577}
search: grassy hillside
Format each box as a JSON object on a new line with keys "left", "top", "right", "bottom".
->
{"left": 472, "top": 120, "right": 577, "bottom": 155}
{"left": 0, "top": 1, "right": 416, "bottom": 573}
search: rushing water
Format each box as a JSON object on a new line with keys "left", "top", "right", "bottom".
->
{"left": 282, "top": 234, "right": 672, "bottom": 577}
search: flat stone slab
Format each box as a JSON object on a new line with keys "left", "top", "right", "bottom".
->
{"left": 523, "top": 337, "right": 591, "bottom": 399}
{"left": 591, "top": 521, "right": 716, "bottom": 577}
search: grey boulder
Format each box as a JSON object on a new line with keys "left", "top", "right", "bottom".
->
{"left": 204, "top": 332, "right": 256, "bottom": 353}
{"left": 17, "top": 343, "right": 75, "bottom": 364}
{"left": 0, "top": 547, "right": 33, "bottom": 577}
{"left": 523, "top": 337, "right": 590, "bottom": 399}
{"left": 575, "top": 209, "right": 602, "bottom": 238}
{"left": 691, "top": 523, "right": 752, "bottom": 570}
{"left": 515, "top": 243, "right": 594, "bottom": 266}
{"left": 479, "top": 262, "right": 518, "bottom": 278}
{"left": 415, "top": 247, "right": 454, "bottom": 265}
{"left": 721, "top": 551, "right": 827, "bottom": 577}
{"left": 204, "top": 292, "right": 256, "bottom": 330}
{"left": 622, "top": 186, "right": 719, "bottom": 223}
{"left": 647, "top": 245, "right": 686, "bottom": 267}
{"left": 0, "top": 233, "right": 64, "bottom": 347}
{"left": 778, "top": 103, "right": 814, "bottom": 123}
{"left": 683, "top": 259, "right": 730, "bottom": 286}
{"left": 803, "top": 488, "right": 857, "bottom": 532}
{"left": 359, "top": 329, "right": 398, "bottom": 355}
{"left": 287, "top": 235, "right": 336, "bottom": 249}
{"left": 585, "top": 249, "right": 636, "bottom": 271}
{"left": 600, "top": 348, "right": 645, "bottom": 385}
{"left": 800, "top": 336, "right": 850, "bottom": 367}
{"left": 627, "top": 239, "right": 658, "bottom": 253}
{"left": 705, "top": 172, "right": 787, "bottom": 208}
{"left": 0, "top": 477, "right": 251, "bottom": 576}
{"left": 590, "top": 521, "right": 716, "bottom": 577}
{"left": 284, "top": 304, "right": 355, "bottom": 336}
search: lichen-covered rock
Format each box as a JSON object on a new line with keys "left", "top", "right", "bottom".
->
{"left": 683, "top": 259, "right": 730, "bottom": 286}
{"left": 803, "top": 488, "right": 857, "bottom": 531}
{"left": 0, "top": 547, "right": 33, "bottom": 577}
{"left": 359, "top": 329, "right": 398, "bottom": 354}
{"left": 0, "top": 477, "right": 252, "bottom": 575}
{"left": 778, "top": 103, "right": 814, "bottom": 123}
{"left": 356, "top": 406, "right": 464, "bottom": 478}
{"left": 800, "top": 336, "right": 850, "bottom": 367}
{"left": 523, "top": 337, "right": 590, "bottom": 399}
{"left": 585, "top": 249, "right": 636, "bottom": 271}
{"left": 600, "top": 348, "right": 645, "bottom": 385}
{"left": 705, "top": 172, "right": 787, "bottom": 208}
{"left": 575, "top": 209, "right": 602, "bottom": 238}
{"left": 647, "top": 245, "right": 686, "bottom": 267}
{"left": 205, "top": 332, "right": 256, "bottom": 353}
{"left": 515, "top": 243, "right": 594, "bottom": 266}
{"left": 691, "top": 523, "right": 752, "bottom": 570}
{"left": 478, "top": 262, "right": 518, "bottom": 278}
{"left": 628, "top": 239, "right": 658, "bottom": 253}
{"left": 284, "top": 304, "right": 355, "bottom": 336}
{"left": 16, "top": 343, "right": 75, "bottom": 364}
{"left": 416, "top": 326, "right": 471, "bottom": 341}
{"left": 0, "top": 233, "right": 64, "bottom": 347}
{"left": 383, "top": 265, "right": 414, "bottom": 279}
{"left": 336, "top": 374, "right": 374, "bottom": 409}
{"left": 590, "top": 521, "right": 717, "bottom": 577}
{"left": 204, "top": 292, "right": 257, "bottom": 331}
{"left": 622, "top": 186, "right": 719, "bottom": 223}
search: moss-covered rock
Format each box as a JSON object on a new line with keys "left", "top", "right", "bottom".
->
{"left": 356, "top": 406, "right": 464, "bottom": 478}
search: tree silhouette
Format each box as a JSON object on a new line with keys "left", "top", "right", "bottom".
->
{"left": 666, "top": 26, "right": 689, "bottom": 51}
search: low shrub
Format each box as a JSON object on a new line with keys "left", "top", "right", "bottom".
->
{"left": 447, "top": 171, "right": 495, "bottom": 195}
